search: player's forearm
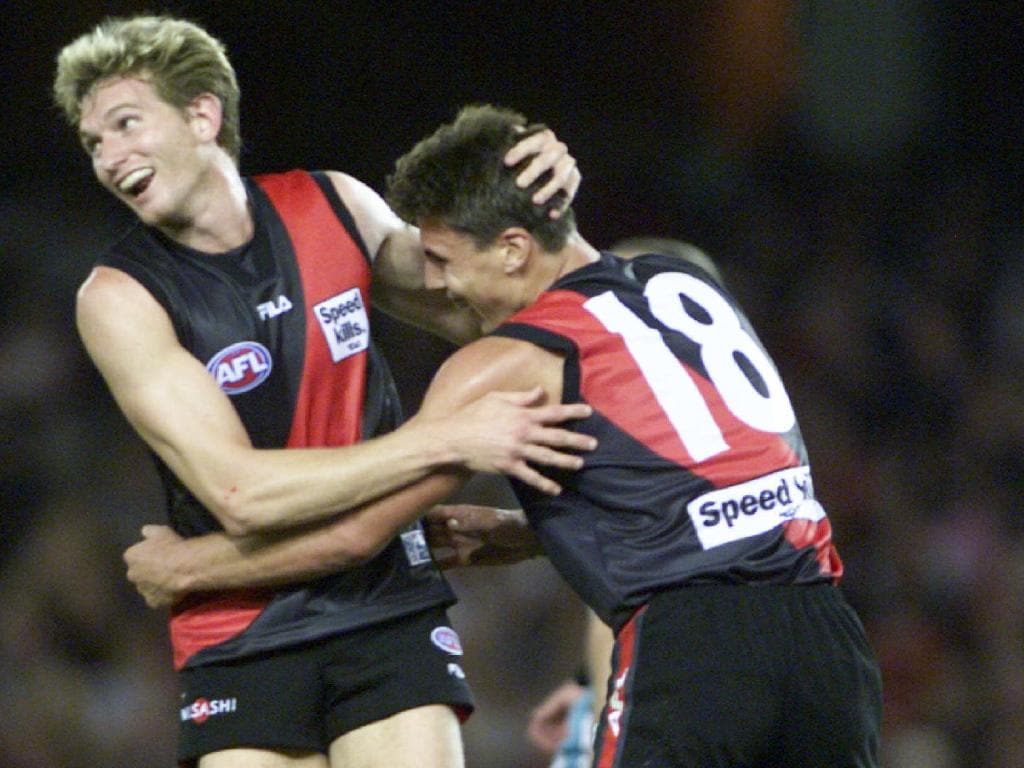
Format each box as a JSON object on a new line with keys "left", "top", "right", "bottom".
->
{"left": 372, "top": 283, "right": 483, "bottom": 346}
{"left": 174, "top": 523, "right": 366, "bottom": 593}
{"left": 206, "top": 415, "right": 463, "bottom": 536}
{"left": 180, "top": 471, "right": 468, "bottom": 593}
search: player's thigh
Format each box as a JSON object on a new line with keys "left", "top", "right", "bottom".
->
{"left": 328, "top": 704, "right": 463, "bottom": 768}
{"left": 199, "top": 747, "right": 329, "bottom": 767}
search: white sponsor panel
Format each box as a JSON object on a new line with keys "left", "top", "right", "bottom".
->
{"left": 687, "top": 466, "right": 824, "bottom": 550}
{"left": 313, "top": 287, "right": 369, "bottom": 363}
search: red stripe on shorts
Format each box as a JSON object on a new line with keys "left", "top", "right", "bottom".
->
{"left": 595, "top": 605, "right": 647, "bottom": 768}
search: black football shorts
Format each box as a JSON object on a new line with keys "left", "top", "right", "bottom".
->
{"left": 176, "top": 606, "right": 474, "bottom": 765}
{"left": 593, "top": 584, "right": 882, "bottom": 767}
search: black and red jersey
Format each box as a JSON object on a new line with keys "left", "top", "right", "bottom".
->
{"left": 98, "top": 170, "right": 453, "bottom": 669}
{"left": 493, "top": 251, "right": 842, "bottom": 633}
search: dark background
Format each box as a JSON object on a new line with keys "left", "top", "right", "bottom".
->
{"left": 3, "top": 2, "right": 1024, "bottom": 766}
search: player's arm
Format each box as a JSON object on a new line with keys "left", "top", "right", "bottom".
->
{"left": 324, "top": 169, "right": 481, "bottom": 345}
{"left": 124, "top": 337, "right": 567, "bottom": 605}
{"left": 345, "top": 129, "right": 581, "bottom": 345}
{"left": 78, "top": 270, "right": 592, "bottom": 536}
{"left": 125, "top": 469, "right": 466, "bottom": 607}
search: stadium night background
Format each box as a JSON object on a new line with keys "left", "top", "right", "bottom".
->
{"left": 2, "top": 2, "right": 1022, "bottom": 766}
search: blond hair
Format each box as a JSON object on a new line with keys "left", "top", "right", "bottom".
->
{"left": 53, "top": 15, "right": 241, "bottom": 162}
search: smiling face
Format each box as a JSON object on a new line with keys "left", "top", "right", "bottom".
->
{"left": 419, "top": 222, "right": 525, "bottom": 334}
{"left": 77, "top": 76, "right": 214, "bottom": 230}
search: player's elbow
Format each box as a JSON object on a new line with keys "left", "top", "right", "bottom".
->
{"left": 211, "top": 503, "right": 259, "bottom": 538}
{"left": 206, "top": 488, "right": 276, "bottom": 537}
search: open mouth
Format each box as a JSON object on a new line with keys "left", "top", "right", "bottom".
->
{"left": 118, "top": 168, "right": 154, "bottom": 198}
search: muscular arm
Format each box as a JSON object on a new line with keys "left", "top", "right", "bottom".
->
{"left": 126, "top": 471, "right": 467, "bottom": 606}
{"left": 125, "top": 337, "right": 568, "bottom": 605}
{"left": 80, "top": 270, "right": 590, "bottom": 536}
{"left": 346, "top": 128, "right": 581, "bottom": 345}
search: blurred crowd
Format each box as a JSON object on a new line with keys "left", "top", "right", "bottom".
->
{"left": 2, "top": 2, "right": 1022, "bottom": 766}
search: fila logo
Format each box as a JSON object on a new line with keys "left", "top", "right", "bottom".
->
{"left": 257, "top": 295, "right": 293, "bottom": 320}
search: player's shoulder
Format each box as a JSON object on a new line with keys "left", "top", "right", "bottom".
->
{"left": 319, "top": 169, "right": 404, "bottom": 259}
{"left": 76, "top": 264, "right": 162, "bottom": 327}
{"left": 434, "top": 336, "right": 559, "bottom": 398}
{"left": 78, "top": 263, "right": 141, "bottom": 300}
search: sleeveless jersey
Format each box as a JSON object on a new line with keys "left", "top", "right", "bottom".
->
{"left": 98, "top": 170, "right": 454, "bottom": 669}
{"left": 492, "top": 251, "right": 842, "bottom": 633}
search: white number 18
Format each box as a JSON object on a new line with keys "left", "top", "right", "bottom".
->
{"left": 583, "top": 273, "right": 795, "bottom": 462}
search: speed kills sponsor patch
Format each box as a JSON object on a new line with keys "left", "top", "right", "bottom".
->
{"left": 430, "top": 626, "right": 464, "bottom": 655}
{"left": 314, "top": 287, "right": 369, "bottom": 363}
{"left": 180, "top": 696, "right": 237, "bottom": 724}
{"left": 687, "top": 466, "right": 825, "bottom": 550}
{"left": 206, "top": 341, "right": 273, "bottom": 395}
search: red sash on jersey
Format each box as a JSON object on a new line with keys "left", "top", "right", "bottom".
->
{"left": 257, "top": 170, "right": 369, "bottom": 449}
{"left": 170, "top": 170, "right": 371, "bottom": 670}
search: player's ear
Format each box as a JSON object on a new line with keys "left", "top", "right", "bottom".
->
{"left": 499, "top": 228, "right": 531, "bottom": 275}
{"left": 186, "top": 93, "right": 223, "bottom": 143}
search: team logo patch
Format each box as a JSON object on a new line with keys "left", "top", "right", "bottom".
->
{"left": 206, "top": 341, "right": 273, "bottom": 395}
{"left": 400, "top": 524, "right": 432, "bottom": 566}
{"left": 430, "top": 626, "right": 463, "bottom": 655}
{"left": 180, "top": 696, "right": 238, "bottom": 724}
{"left": 313, "top": 287, "right": 369, "bottom": 363}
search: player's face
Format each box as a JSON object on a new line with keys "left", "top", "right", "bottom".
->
{"left": 419, "top": 223, "right": 519, "bottom": 333}
{"left": 78, "top": 76, "right": 210, "bottom": 229}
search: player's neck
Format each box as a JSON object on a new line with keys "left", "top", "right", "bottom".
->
{"left": 553, "top": 233, "right": 600, "bottom": 282}
{"left": 158, "top": 154, "right": 252, "bottom": 254}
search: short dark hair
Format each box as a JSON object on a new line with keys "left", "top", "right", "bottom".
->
{"left": 386, "top": 104, "right": 575, "bottom": 252}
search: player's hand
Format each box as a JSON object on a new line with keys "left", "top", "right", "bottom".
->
{"left": 447, "top": 387, "right": 595, "bottom": 495}
{"left": 526, "top": 680, "right": 589, "bottom": 757}
{"left": 123, "top": 524, "right": 186, "bottom": 608}
{"left": 425, "top": 504, "right": 541, "bottom": 568}
{"left": 505, "top": 127, "right": 580, "bottom": 218}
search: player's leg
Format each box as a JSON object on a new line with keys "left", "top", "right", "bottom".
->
{"left": 774, "top": 586, "right": 882, "bottom": 768}
{"left": 199, "top": 747, "right": 328, "bottom": 767}
{"left": 319, "top": 608, "right": 474, "bottom": 768}
{"left": 177, "top": 642, "right": 328, "bottom": 767}
{"left": 327, "top": 704, "right": 463, "bottom": 768}
{"left": 594, "top": 587, "right": 777, "bottom": 767}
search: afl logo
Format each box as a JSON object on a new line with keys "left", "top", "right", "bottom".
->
{"left": 206, "top": 341, "right": 273, "bottom": 395}
{"left": 430, "top": 626, "right": 463, "bottom": 656}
